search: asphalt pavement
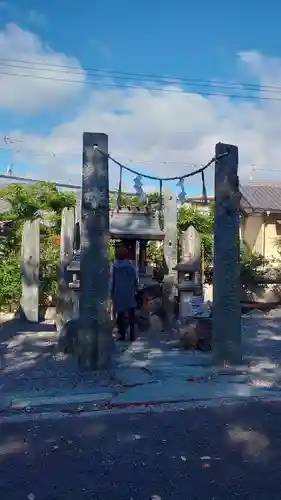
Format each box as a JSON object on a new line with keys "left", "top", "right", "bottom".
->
{"left": 1, "top": 400, "right": 281, "bottom": 500}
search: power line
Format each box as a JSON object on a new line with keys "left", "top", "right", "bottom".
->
{"left": 1, "top": 67, "right": 281, "bottom": 101}
{"left": 1, "top": 57, "right": 281, "bottom": 93}
{"left": 252, "top": 168, "right": 281, "bottom": 172}
{"left": 0, "top": 143, "right": 198, "bottom": 170}
{"left": 0, "top": 139, "right": 221, "bottom": 184}
{"left": 0, "top": 60, "right": 270, "bottom": 93}
{"left": 0, "top": 138, "right": 278, "bottom": 176}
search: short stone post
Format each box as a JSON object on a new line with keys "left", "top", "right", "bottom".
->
{"left": 212, "top": 143, "right": 241, "bottom": 365}
{"left": 78, "top": 132, "right": 112, "bottom": 369}
{"left": 20, "top": 219, "right": 40, "bottom": 322}
{"left": 163, "top": 187, "right": 178, "bottom": 327}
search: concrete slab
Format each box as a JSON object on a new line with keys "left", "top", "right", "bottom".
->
{"left": 114, "top": 366, "right": 154, "bottom": 386}
{"left": 116, "top": 351, "right": 212, "bottom": 369}
{"left": 111, "top": 379, "right": 281, "bottom": 405}
{"left": 10, "top": 391, "right": 113, "bottom": 409}
{"left": 151, "top": 365, "right": 213, "bottom": 380}
{"left": 0, "top": 395, "right": 12, "bottom": 411}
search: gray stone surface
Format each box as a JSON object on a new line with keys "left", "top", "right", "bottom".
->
{"left": 114, "top": 366, "right": 154, "bottom": 386}
{"left": 78, "top": 132, "right": 112, "bottom": 369}
{"left": 0, "top": 395, "right": 11, "bottom": 411}
{"left": 2, "top": 316, "right": 281, "bottom": 412}
{"left": 163, "top": 187, "right": 178, "bottom": 327}
{"left": 56, "top": 207, "right": 76, "bottom": 330}
{"left": 20, "top": 219, "right": 40, "bottom": 323}
{"left": 163, "top": 187, "right": 178, "bottom": 276}
{"left": 212, "top": 143, "right": 241, "bottom": 364}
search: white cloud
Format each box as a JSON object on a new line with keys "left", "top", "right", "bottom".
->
{"left": 2, "top": 25, "right": 281, "bottom": 189}
{"left": 0, "top": 24, "right": 86, "bottom": 113}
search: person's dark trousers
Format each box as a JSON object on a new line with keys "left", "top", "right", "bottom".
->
{"left": 116, "top": 308, "right": 136, "bottom": 341}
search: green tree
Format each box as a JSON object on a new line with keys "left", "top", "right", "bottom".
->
{"left": 0, "top": 182, "right": 75, "bottom": 309}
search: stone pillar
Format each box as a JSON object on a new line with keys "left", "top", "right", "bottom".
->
{"left": 163, "top": 187, "right": 178, "bottom": 327}
{"left": 78, "top": 132, "right": 112, "bottom": 369}
{"left": 74, "top": 189, "right": 81, "bottom": 251}
{"left": 212, "top": 143, "right": 241, "bottom": 365}
{"left": 56, "top": 208, "right": 75, "bottom": 331}
{"left": 20, "top": 219, "right": 40, "bottom": 323}
{"left": 59, "top": 207, "right": 75, "bottom": 280}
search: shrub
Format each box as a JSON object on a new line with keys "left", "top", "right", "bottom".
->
{"left": 0, "top": 253, "right": 21, "bottom": 311}
{"left": 39, "top": 234, "right": 60, "bottom": 305}
{"left": 240, "top": 243, "right": 268, "bottom": 286}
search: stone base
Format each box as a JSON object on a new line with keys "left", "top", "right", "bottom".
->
{"left": 179, "top": 317, "right": 212, "bottom": 351}
{"left": 57, "top": 318, "right": 79, "bottom": 355}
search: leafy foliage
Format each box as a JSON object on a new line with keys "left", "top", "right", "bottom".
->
{"left": 0, "top": 252, "right": 21, "bottom": 311}
{"left": 0, "top": 182, "right": 75, "bottom": 309}
{"left": 240, "top": 241, "right": 269, "bottom": 285}
{"left": 0, "top": 181, "right": 270, "bottom": 309}
{"left": 39, "top": 233, "right": 61, "bottom": 305}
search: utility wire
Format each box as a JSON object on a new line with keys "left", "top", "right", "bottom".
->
{"left": 0, "top": 60, "right": 273, "bottom": 94}
{"left": 0, "top": 143, "right": 198, "bottom": 169}
{"left": 0, "top": 138, "right": 275, "bottom": 174}
{"left": 1, "top": 57, "right": 281, "bottom": 93}
{"left": 1, "top": 67, "right": 281, "bottom": 101}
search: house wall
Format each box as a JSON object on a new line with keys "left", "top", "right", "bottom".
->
{"left": 240, "top": 214, "right": 264, "bottom": 254}
{"left": 264, "top": 215, "right": 281, "bottom": 260}
{"left": 241, "top": 213, "right": 281, "bottom": 261}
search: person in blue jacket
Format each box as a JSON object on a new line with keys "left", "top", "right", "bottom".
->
{"left": 111, "top": 246, "right": 138, "bottom": 341}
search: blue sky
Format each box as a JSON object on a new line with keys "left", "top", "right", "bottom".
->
{"left": 1, "top": 0, "right": 278, "bottom": 80}
{"left": 0, "top": 0, "right": 281, "bottom": 195}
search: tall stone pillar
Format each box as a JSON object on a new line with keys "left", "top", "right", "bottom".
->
{"left": 163, "top": 187, "right": 178, "bottom": 328}
{"left": 212, "top": 143, "right": 241, "bottom": 365}
{"left": 59, "top": 207, "right": 75, "bottom": 281}
{"left": 20, "top": 219, "right": 40, "bottom": 323}
{"left": 78, "top": 132, "right": 112, "bottom": 369}
{"left": 56, "top": 207, "right": 75, "bottom": 331}
{"left": 74, "top": 189, "right": 81, "bottom": 251}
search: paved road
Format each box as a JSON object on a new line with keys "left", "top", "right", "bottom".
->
{"left": 1, "top": 400, "right": 281, "bottom": 500}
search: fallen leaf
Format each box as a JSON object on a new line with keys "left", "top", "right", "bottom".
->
{"left": 180, "top": 456, "right": 187, "bottom": 461}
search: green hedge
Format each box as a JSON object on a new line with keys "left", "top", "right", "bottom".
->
{"left": 0, "top": 253, "right": 22, "bottom": 311}
{"left": 0, "top": 235, "right": 60, "bottom": 311}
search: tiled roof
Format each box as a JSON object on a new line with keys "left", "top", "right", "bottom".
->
{"left": 240, "top": 181, "right": 281, "bottom": 212}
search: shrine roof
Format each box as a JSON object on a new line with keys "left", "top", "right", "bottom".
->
{"left": 109, "top": 210, "right": 164, "bottom": 240}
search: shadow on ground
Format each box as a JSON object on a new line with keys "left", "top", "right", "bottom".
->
{"left": 1, "top": 400, "right": 281, "bottom": 499}
{"left": 2, "top": 314, "right": 281, "bottom": 405}
{"left": 0, "top": 320, "right": 119, "bottom": 396}
{"left": 243, "top": 316, "right": 281, "bottom": 390}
